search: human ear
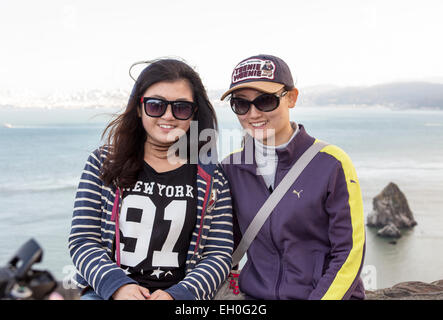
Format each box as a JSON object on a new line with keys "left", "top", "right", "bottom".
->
{"left": 287, "top": 88, "right": 299, "bottom": 108}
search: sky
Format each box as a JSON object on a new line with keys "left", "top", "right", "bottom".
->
{"left": 0, "top": 0, "right": 442, "bottom": 94}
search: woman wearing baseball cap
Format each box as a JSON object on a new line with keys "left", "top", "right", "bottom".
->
{"left": 220, "top": 54, "right": 366, "bottom": 300}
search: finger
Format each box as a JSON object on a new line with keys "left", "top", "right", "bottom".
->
{"left": 149, "top": 290, "right": 161, "bottom": 300}
{"left": 156, "top": 292, "right": 172, "bottom": 300}
{"left": 131, "top": 289, "right": 147, "bottom": 300}
{"left": 132, "top": 293, "right": 145, "bottom": 300}
{"left": 149, "top": 291, "right": 159, "bottom": 300}
{"left": 139, "top": 286, "right": 151, "bottom": 299}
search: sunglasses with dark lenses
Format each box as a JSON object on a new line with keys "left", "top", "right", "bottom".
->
{"left": 141, "top": 97, "right": 197, "bottom": 120}
{"left": 229, "top": 91, "right": 288, "bottom": 115}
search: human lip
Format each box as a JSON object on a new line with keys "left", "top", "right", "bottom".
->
{"left": 158, "top": 123, "right": 177, "bottom": 131}
{"left": 250, "top": 121, "right": 268, "bottom": 128}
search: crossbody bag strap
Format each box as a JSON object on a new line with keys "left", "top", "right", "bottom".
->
{"left": 231, "top": 140, "right": 329, "bottom": 267}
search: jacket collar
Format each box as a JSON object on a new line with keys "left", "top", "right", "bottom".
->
{"left": 225, "top": 123, "right": 315, "bottom": 173}
{"left": 275, "top": 124, "right": 315, "bottom": 170}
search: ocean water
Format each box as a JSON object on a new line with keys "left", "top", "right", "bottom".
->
{"left": 1, "top": 105, "right": 443, "bottom": 290}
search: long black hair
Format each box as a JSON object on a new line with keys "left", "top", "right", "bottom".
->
{"left": 101, "top": 58, "right": 218, "bottom": 188}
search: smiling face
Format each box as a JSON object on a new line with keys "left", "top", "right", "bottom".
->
{"left": 232, "top": 88, "right": 298, "bottom": 146}
{"left": 139, "top": 79, "right": 194, "bottom": 147}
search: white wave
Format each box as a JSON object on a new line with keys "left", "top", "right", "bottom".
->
{"left": 1, "top": 124, "right": 53, "bottom": 129}
{"left": 358, "top": 163, "right": 443, "bottom": 171}
{"left": 355, "top": 157, "right": 443, "bottom": 170}
{"left": 0, "top": 176, "right": 80, "bottom": 194}
{"left": 355, "top": 160, "right": 443, "bottom": 182}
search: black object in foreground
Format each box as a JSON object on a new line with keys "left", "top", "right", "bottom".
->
{"left": 0, "top": 238, "right": 57, "bottom": 299}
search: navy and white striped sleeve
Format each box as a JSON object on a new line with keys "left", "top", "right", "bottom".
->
{"left": 68, "top": 149, "right": 136, "bottom": 299}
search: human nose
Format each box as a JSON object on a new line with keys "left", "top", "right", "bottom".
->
{"left": 161, "top": 104, "right": 175, "bottom": 120}
{"left": 248, "top": 104, "right": 262, "bottom": 119}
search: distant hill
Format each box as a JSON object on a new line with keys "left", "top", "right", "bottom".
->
{"left": 297, "top": 82, "right": 443, "bottom": 109}
{"left": 0, "top": 88, "right": 130, "bottom": 109}
{"left": 1, "top": 82, "right": 442, "bottom": 109}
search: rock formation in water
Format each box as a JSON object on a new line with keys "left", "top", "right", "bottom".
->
{"left": 366, "top": 182, "right": 417, "bottom": 238}
{"left": 376, "top": 223, "right": 402, "bottom": 238}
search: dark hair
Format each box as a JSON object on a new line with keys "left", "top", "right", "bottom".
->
{"left": 100, "top": 58, "right": 218, "bottom": 188}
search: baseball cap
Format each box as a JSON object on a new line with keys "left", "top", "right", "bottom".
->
{"left": 220, "top": 54, "right": 295, "bottom": 100}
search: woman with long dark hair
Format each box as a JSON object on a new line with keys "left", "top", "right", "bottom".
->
{"left": 69, "top": 58, "right": 233, "bottom": 300}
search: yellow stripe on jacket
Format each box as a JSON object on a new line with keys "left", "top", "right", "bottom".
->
{"left": 320, "top": 144, "right": 365, "bottom": 300}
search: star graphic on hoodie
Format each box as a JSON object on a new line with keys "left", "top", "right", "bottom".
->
{"left": 151, "top": 268, "right": 164, "bottom": 279}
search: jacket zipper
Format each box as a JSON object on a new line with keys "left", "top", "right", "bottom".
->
{"left": 111, "top": 187, "right": 122, "bottom": 267}
{"left": 193, "top": 183, "right": 212, "bottom": 255}
{"left": 190, "top": 167, "right": 213, "bottom": 267}
{"left": 269, "top": 218, "right": 283, "bottom": 299}
{"left": 256, "top": 171, "right": 284, "bottom": 299}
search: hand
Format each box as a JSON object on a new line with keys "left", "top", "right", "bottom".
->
{"left": 148, "top": 289, "right": 174, "bottom": 300}
{"left": 112, "top": 284, "right": 151, "bottom": 300}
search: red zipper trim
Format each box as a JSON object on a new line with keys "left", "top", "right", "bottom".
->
{"left": 111, "top": 187, "right": 121, "bottom": 267}
{"left": 194, "top": 165, "right": 212, "bottom": 255}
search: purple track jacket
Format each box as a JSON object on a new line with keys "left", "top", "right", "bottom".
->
{"left": 221, "top": 124, "right": 366, "bottom": 300}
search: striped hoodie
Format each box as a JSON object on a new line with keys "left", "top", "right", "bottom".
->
{"left": 222, "top": 124, "right": 366, "bottom": 300}
{"left": 68, "top": 148, "right": 233, "bottom": 300}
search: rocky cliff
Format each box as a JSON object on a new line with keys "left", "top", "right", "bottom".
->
{"left": 365, "top": 280, "right": 443, "bottom": 300}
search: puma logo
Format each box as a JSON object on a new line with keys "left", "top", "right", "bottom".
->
{"left": 293, "top": 189, "right": 303, "bottom": 198}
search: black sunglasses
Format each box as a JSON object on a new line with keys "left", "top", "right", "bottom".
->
{"left": 229, "top": 91, "right": 288, "bottom": 115}
{"left": 141, "top": 97, "right": 197, "bottom": 120}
